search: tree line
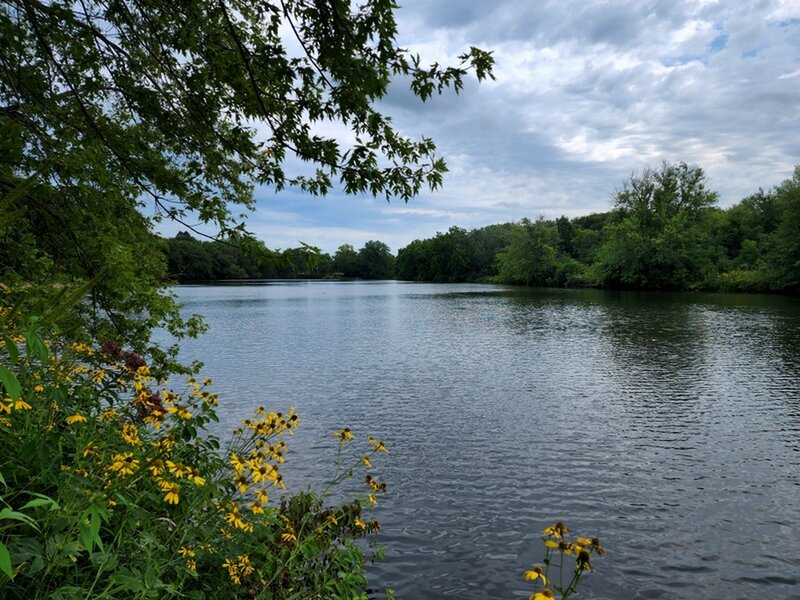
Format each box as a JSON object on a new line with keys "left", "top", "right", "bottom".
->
{"left": 163, "top": 162, "right": 800, "bottom": 293}
{"left": 398, "top": 162, "right": 800, "bottom": 292}
{"left": 162, "top": 234, "right": 396, "bottom": 281}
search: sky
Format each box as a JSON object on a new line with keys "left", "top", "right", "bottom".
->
{"left": 162, "top": 0, "right": 800, "bottom": 255}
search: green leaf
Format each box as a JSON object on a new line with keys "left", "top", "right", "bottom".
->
{"left": 78, "top": 519, "right": 94, "bottom": 554}
{"left": 2, "top": 336, "right": 19, "bottom": 365}
{"left": 0, "top": 365, "right": 22, "bottom": 400}
{"left": 21, "top": 494, "right": 60, "bottom": 511}
{"left": 23, "top": 330, "right": 48, "bottom": 364}
{"left": 0, "top": 541, "right": 12, "bottom": 578}
{"left": 0, "top": 508, "right": 38, "bottom": 529}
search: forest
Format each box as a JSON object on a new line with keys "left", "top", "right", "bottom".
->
{"left": 163, "top": 162, "right": 800, "bottom": 293}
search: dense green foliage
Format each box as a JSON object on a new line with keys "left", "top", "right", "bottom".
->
{"left": 395, "top": 163, "right": 800, "bottom": 293}
{"left": 0, "top": 318, "right": 389, "bottom": 598}
{"left": 162, "top": 234, "right": 396, "bottom": 281}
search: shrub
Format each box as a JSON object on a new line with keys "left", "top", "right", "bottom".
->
{"left": 0, "top": 309, "right": 388, "bottom": 599}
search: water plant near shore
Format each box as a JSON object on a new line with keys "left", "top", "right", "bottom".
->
{"left": 0, "top": 311, "right": 389, "bottom": 599}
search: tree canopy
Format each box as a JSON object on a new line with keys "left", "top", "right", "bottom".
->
{"left": 0, "top": 0, "right": 494, "bottom": 368}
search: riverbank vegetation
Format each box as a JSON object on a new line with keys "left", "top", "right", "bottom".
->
{"left": 161, "top": 162, "right": 800, "bottom": 294}
{"left": 398, "top": 162, "right": 800, "bottom": 293}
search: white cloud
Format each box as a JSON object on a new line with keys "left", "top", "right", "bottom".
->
{"left": 233, "top": 0, "right": 800, "bottom": 252}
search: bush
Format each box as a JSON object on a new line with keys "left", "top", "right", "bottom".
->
{"left": 0, "top": 308, "right": 388, "bottom": 599}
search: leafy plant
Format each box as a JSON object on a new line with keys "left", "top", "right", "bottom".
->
{"left": 523, "top": 522, "right": 605, "bottom": 600}
{"left": 0, "top": 308, "right": 389, "bottom": 599}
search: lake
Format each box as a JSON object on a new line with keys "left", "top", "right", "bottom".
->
{"left": 167, "top": 281, "right": 800, "bottom": 599}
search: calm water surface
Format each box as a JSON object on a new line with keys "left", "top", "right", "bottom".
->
{"left": 168, "top": 282, "right": 800, "bottom": 600}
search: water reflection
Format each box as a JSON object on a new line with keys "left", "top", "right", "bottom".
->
{"left": 165, "top": 282, "right": 800, "bottom": 600}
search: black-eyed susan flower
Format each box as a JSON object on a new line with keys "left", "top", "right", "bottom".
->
{"left": 110, "top": 453, "right": 139, "bottom": 476}
{"left": 333, "top": 428, "right": 355, "bottom": 443}
{"left": 367, "top": 436, "right": 387, "bottom": 451}
{"left": 542, "top": 522, "right": 569, "bottom": 539}
{"left": 162, "top": 482, "right": 180, "bottom": 505}
{"left": 166, "top": 460, "right": 185, "bottom": 478}
{"left": 234, "top": 475, "right": 250, "bottom": 494}
{"left": 589, "top": 537, "right": 606, "bottom": 556}
{"left": 576, "top": 549, "right": 593, "bottom": 572}
{"left": 224, "top": 505, "right": 253, "bottom": 532}
{"left": 13, "top": 398, "right": 31, "bottom": 410}
{"left": 249, "top": 463, "right": 275, "bottom": 485}
{"left": 229, "top": 453, "right": 246, "bottom": 473}
{"left": 523, "top": 565, "right": 547, "bottom": 585}
{"left": 188, "top": 468, "right": 205, "bottom": 486}
{"left": 121, "top": 422, "right": 141, "bottom": 445}
{"left": 530, "top": 590, "right": 554, "bottom": 600}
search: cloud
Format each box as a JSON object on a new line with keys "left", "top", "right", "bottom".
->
{"left": 158, "top": 1, "right": 800, "bottom": 254}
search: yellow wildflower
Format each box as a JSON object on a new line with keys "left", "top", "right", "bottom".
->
{"left": 542, "top": 522, "right": 569, "bottom": 539}
{"left": 162, "top": 482, "right": 180, "bottom": 505}
{"left": 222, "top": 559, "right": 241, "bottom": 585}
{"left": 0, "top": 402, "right": 11, "bottom": 414}
{"left": 333, "top": 428, "right": 355, "bottom": 443}
{"left": 238, "top": 554, "right": 254, "bottom": 577}
{"left": 361, "top": 456, "right": 372, "bottom": 468}
{"left": 530, "top": 590, "right": 554, "bottom": 600}
{"left": 34, "top": 385, "right": 44, "bottom": 393}
{"left": 14, "top": 398, "right": 32, "bottom": 410}
{"left": 188, "top": 468, "right": 205, "bottom": 486}
{"left": 224, "top": 505, "right": 253, "bottom": 532}
{"left": 576, "top": 549, "right": 593, "bottom": 572}
{"left": 185, "top": 559, "right": 196, "bottom": 572}
{"left": 232, "top": 474, "right": 250, "bottom": 494}
{"left": 249, "top": 463, "right": 275, "bottom": 485}
{"left": 167, "top": 460, "right": 185, "bottom": 478}
{"left": 149, "top": 459, "right": 165, "bottom": 476}
{"left": 281, "top": 530, "right": 297, "bottom": 544}
{"left": 99, "top": 408, "right": 119, "bottom": 422}
{"left": 110, "top": 453, "right": 139, "bottom": 476}
{"left": 229, "top": 453, "right": 246, "bottom": 473}
{"left": 523, "top": 565, "right": 547, "bottom": 585}
{"left": 121, "top": 422, "right": 142, "bottom": 445}
{"left": 178, "top": 546, "right": 196, "bottom": 558}
{"left": 82, "top": 443, "right": 98, "bottom": 458}
{"left": 66, "top": 414, "right": 87, "bottom": 424}
{"left": 354, "top": 518, "right": 366, "bottom": 529}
